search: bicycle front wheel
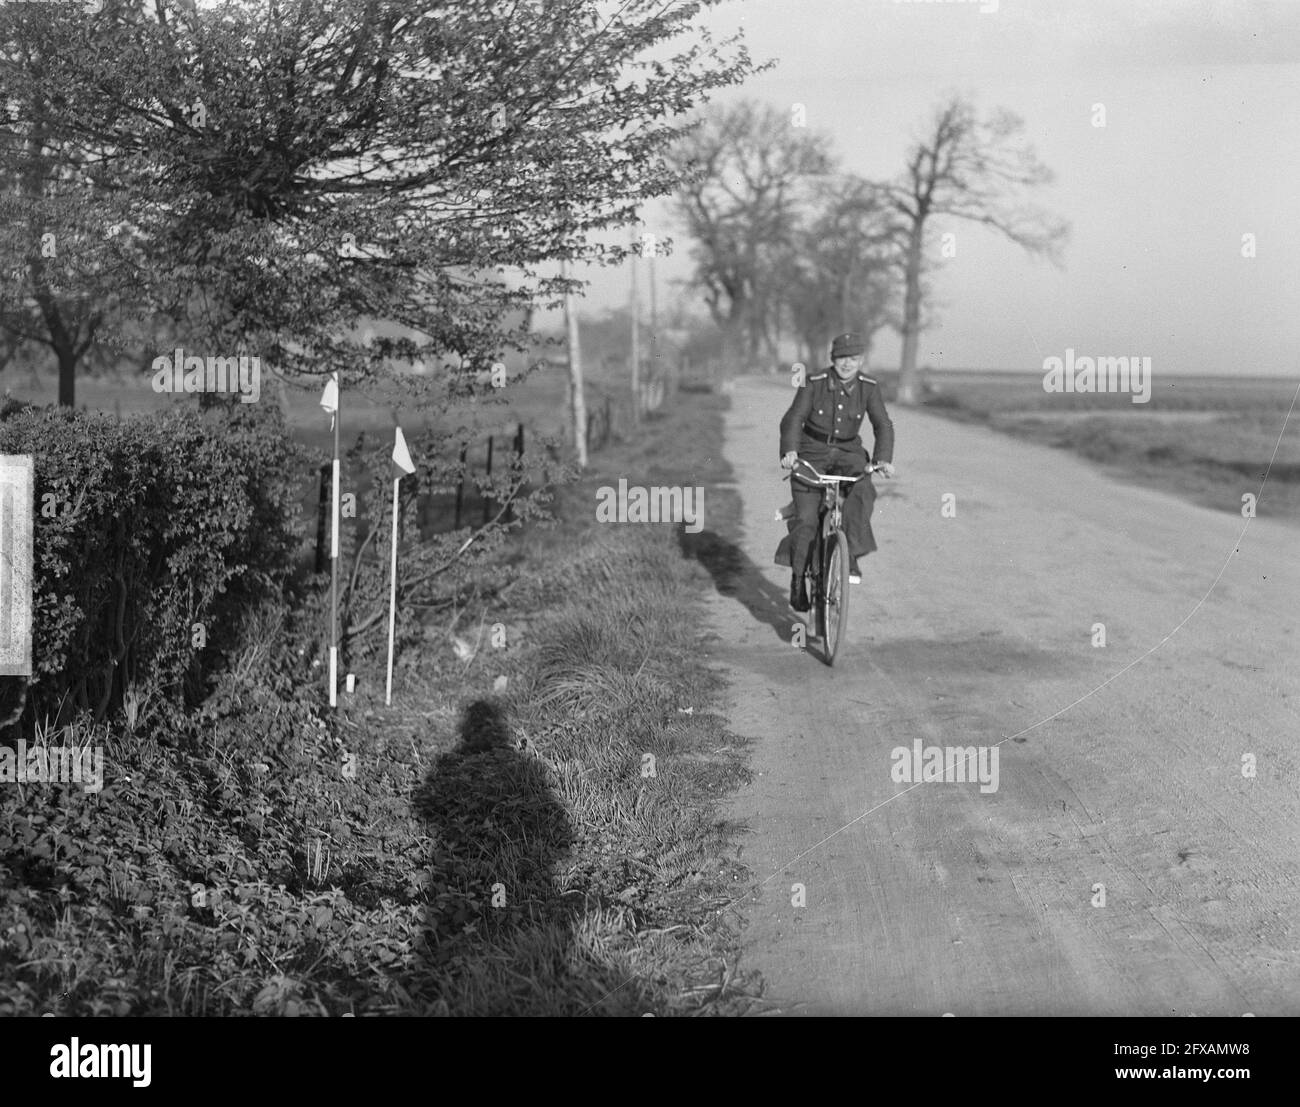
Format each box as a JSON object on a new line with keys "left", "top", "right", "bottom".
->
{"left": 822, "top": 530, "right": 851, "bottom": 665}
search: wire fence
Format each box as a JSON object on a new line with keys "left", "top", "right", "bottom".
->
{"left": 313, "top": 422, "right": 526, "bottom": 571}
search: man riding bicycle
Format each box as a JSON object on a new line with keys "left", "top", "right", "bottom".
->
{"left": 776, "top": 332, "right": 895, "bottom": 613}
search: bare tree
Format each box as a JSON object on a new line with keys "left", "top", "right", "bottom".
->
{"left": 781, "top": 174, "right": 901, "bottom": 367}
{"left": 887, "top": 95, "right": 1069, "bottom": 403}
{"left": 670, "top": 100, "right": 834, "bottom": 374}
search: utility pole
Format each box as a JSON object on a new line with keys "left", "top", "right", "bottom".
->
{"left": 630, "top": 250, "right": 640, "bottom": 427}
{"left": 562, "top": 260, "right": 587, "bottom": 469}
{"left": 649, "top": 254, "right": 657, "bottom": 334}
{"left": 649, "top": 253, "right": 658, "bottom": 386}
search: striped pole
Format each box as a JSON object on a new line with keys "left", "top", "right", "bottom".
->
{"left": 330, "top": 371, "right": 340, "bottom": 707}
{"left": 320, "top": 372, "right": 341, "bottom": 708}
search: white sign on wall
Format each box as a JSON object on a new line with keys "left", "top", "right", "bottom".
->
{"left": 0, "top": 456, "right": 33, "bottom": 676}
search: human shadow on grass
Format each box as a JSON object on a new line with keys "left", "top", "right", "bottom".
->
{"left": 411, "top": 699, "right": 649, "bottom": 1014}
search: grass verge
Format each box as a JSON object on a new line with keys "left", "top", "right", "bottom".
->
{"left": 0, "top": 387, "right": 762, "bottom": 1016}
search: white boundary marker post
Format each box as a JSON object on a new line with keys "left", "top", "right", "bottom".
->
{"left": 387, "top": 426, "right": 415, "bottom": 705}
{"left": 320, "top": 373, "right": 341, "bottom": 708}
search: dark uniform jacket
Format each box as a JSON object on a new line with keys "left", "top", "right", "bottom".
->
{"left": 779, "top": 369, "right": 894, "bottom": 464}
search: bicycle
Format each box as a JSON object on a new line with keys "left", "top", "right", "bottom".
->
{"left": 785, "top": 456, "right": 883, "bottom": 666}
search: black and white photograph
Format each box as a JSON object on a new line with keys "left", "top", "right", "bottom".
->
{"left": 0, "top": 0, "right": 1295, "bottom": 1071}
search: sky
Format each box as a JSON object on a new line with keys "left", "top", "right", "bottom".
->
{"left": 568, "top": 0, "right": 1300, "bottom": 376}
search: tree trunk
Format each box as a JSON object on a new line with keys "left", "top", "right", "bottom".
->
{"left": 57, "top": 345, "right": 76, "bottom": 408}
{"left": 719, "top": 305, "right": 745, "bottom": 378}
{"left": 761, "top": 312, "right": 780, "bottom": 369}
{"left": 744, "top": 299, "right": 762, "bottom": 370}
{"left": 897, "top": 221, "right": 925, "bottom": 405}
{"left": 801, "top": 333, "right": 818, "bottom": 369}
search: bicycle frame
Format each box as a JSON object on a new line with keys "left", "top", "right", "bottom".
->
{"left": 785, "top": 457, "right": 880, "bottom": 664}
{"left": 789, "top": 458, "right": 878, "bottom": 529}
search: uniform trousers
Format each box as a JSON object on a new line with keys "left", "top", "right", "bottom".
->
{"left": 776, "top": 438, "right": 878, "bottom": 580}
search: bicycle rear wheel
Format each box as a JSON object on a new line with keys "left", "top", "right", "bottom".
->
{"left": 822, "top": 530, "right": 851, "bottom": 665}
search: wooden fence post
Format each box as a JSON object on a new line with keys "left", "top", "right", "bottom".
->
{"left": 454, "top": 442, "right": 468, "bottom": 530}
{"left": 507, "top": 423, "right": 523, "bottom": 523}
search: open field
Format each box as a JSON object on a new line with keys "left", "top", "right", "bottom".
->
{"left": 915, "top": 371, "right": 1300, "bottom": 522}
{"left": 0, "top": 356, "right": 646, "bottom": 561}
{"left": 1, "top": 356, "right": 577, "bottom": 441}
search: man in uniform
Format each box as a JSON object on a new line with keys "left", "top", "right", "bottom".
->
{"left": 776, "top": 332, "right": 895, "bottom": 612}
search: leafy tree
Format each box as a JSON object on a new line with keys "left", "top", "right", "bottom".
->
{"left": 0, "top": 0, "right": 755, "bottom": 406}
{"left": 0, "top": 11, "right": 148, "bottom": 408}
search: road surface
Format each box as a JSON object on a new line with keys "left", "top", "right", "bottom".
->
{"left": 697, "top": 376, "right": 1300, "bottom": 1016}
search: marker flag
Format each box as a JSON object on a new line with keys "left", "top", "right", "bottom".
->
{"left": 392, "top": 425, "right": 415, "bottom": 477}
{"left": 387, "top": 425, "right": 415, "bottom": 705}
{"left": 320, "top": 377, "right": 338, "bottom": 431}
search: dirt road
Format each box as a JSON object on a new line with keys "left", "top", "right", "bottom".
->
{"left": 699, "top": 376, "right": 1300, "bottom": 1016}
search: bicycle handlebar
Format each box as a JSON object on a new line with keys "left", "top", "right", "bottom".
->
{"left": 785, "top": 457, "right": 883, "bottom": 485}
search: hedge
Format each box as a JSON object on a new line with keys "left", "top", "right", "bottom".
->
{"left": 0, "top": 399, "right": 307, "bottom": 731}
